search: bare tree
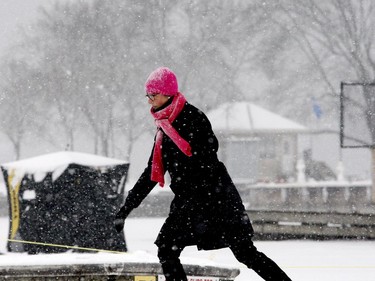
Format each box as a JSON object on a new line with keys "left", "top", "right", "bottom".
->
{"left": 0, "top": 60, "right": 40, "bottom": 159}
{"left": 138, "top": 0, "right": 266, "bottom": 111}
{"left": 269, "top": 0, "right": 375, "bottom": 201}
{"left": 21, "top": 0, "right": 150, "bottom": 159}
{"left": 0, "top": 0, "right": 275, "bottom": 161}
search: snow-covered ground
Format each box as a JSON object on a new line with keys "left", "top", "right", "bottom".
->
{"left": 1, "top": 216, "right": 375, "bottom": 280}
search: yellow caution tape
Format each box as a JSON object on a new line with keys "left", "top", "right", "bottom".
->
{"left": 7, "top": 239, "right": 126, "bottom": 254}
{"left": 7, "top": 170, "right": 22, "bottom": 239}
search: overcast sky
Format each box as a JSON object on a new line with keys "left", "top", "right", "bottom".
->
{"left": 0, "top": 0, "right": 52, "bottom": 55}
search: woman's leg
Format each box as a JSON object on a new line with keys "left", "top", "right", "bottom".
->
{"left": 157, "top": 244, "right": 187, "bottom": 281}
{"left": 230, "top": 240, "right": 292, "bottom": 281}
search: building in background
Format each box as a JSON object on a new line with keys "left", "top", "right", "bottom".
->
{"left": 207, "top": 102, "right": 307, "bottom": 183}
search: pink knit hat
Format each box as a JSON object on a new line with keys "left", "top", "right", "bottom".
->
{"left": 145, "top": 67, "right": 178, "bottom": 96}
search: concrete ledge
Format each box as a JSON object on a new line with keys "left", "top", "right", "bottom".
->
{"left": 248, "top": 209, "right": 375, "bottom": 240}
{"left": 0, "top": 261, "right": 240, "bottom": 281}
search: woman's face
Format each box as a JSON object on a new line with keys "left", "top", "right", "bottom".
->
{"left": 146, "top": 93, "right": 170, "bottom": 109}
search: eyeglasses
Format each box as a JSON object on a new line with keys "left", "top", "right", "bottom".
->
{"left": 145, "top": 93, "right": 159, "bottom": 101}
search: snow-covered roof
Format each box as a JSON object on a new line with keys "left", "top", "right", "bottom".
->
{"left": 2, "top": 151, "right": 127, "bottom": 173}
{"left": 1, "top": 151, "right": 128, "bottom": 182}
{"left": 207, "top": 102, "right": 307, "bottom": 134}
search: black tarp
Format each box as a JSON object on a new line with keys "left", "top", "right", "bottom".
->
{"left": 1, "top": 152, "right": 129, "bottom": 254}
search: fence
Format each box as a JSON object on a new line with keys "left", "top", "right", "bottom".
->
{"left": 239, "top": 180, "right": 374, "bottom": 213}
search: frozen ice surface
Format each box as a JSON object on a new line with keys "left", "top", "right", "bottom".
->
{"left": 1, "top": 217, "right": 375, "bottom": 280}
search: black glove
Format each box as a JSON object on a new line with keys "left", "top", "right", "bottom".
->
{"left": 114, "top": 206, "right": 130, "bottom": 232}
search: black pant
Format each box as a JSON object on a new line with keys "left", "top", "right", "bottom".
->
{"left": 158, "top": 244, "right": 187, "bottom": 281}
{"left": 157, "top": 240, "right": 292, "bottom": 281}
{"left": 230, "top": 240, "right": 292, "bottom": 281}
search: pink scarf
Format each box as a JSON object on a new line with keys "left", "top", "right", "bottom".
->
{"left": 150, "top": 92, "right": 192, "bottom": 186}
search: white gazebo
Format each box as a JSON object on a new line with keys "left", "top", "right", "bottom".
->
{"left": 207, "top": 102, "right": 307, "bottom": 183}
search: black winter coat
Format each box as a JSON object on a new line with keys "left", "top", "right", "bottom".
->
{"left": 123, "top": 102, "right": 254, "bottom": 250}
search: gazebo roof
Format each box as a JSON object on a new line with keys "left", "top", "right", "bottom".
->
{"left": 207, "top": 102, "right": 307, "bottom": 135}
